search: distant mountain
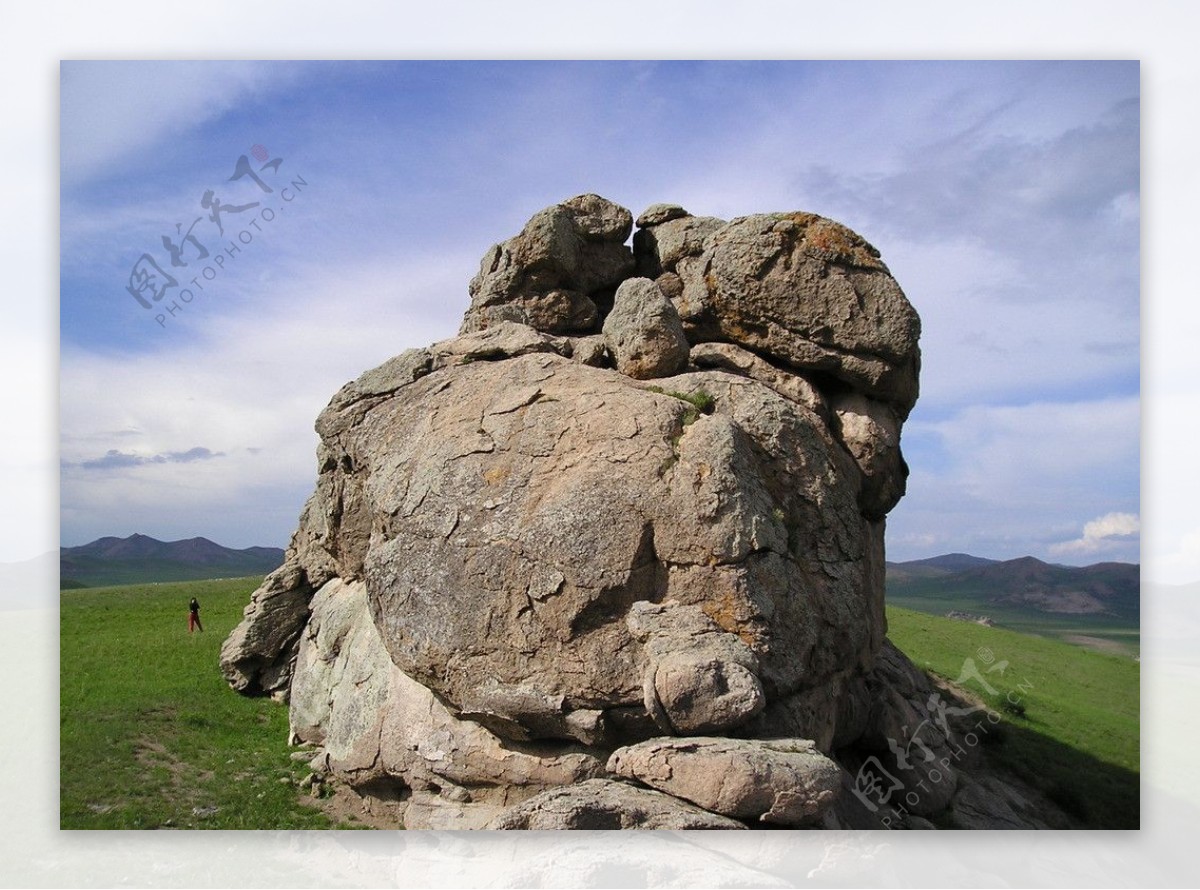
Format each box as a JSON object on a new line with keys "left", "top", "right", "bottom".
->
{"left": 885, "top": 552, "right": 998, "bottom": 581}
{"left": 60, "top": 534, "right": 284, "bottom": 588}
{"left": 886, "top": 554, "right": 1140, "bottom": 642}
{"left": 948, "top": 556, "right": 1139, "bottom": 620}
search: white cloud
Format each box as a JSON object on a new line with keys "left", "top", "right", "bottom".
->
{"left": 910, "top": 396, "right": 1139, "bottom": 502}
{"left": 59, "top": 246, "right": 469, "bottom": 549}
{"left": 1050, "top": 511, "right": 1141, "bottom": 555}
{"left": 887, "top": 396, "right": 1139, "bottom": 564}
{"left": 881, "top": 236, "right": 1136, "bottom": 408}
{"left": 54, "top": 61, "right": 1141, "bottom": 571}
{"left": 60, "top": 61, "right": 305, "bottom": 185}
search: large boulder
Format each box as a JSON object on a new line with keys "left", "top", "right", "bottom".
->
{"left": 289, "top": 577, "right": 604, "bottom": 828}
{"left": 667, "top": 212, "right": 922, "bottom": 417}
{"left": 219, "top": 195, "right": 1055, "bottom": 831}
{"left": 627, "top": 600, "right": 766, "bottom": 735}
{"left": 601, "top": 278, "right": 690, "bottom": 379}
{"left": 218, "top": 562, "right": 313, "bottom": 696}
{"left": 632, "top": 206, "right": 725, "bottom": 279}
{"left": 280, "top": 347, "right": 882, "bottom": 745}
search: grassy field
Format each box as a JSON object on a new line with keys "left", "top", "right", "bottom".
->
{"left": 60, "top": 577, "right": 354, "bottom": 829}
{"left": 60, "top": 579, "right": 1139, "bottom": 830}
{"left": 886, "top": 605, "right": 1140, "bottom": 828}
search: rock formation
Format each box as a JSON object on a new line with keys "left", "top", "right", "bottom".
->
{"left": 221, "top": 195, "right": 1068, "bottom": 830}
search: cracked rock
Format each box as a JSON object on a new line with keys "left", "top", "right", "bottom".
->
{"left": 607, "top": 736, "right": 843, "bottom": 826}
{"left": 215, "top": 195, "right": 1066, "bottom": 832}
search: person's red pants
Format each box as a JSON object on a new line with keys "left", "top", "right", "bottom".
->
{"left": 189, "top": 612, "right": 203, "bottom": 632}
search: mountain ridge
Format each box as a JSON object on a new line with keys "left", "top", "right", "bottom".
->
{"left": 886, "top": 552, "right": 1140, "bottom": 651}
{"left": 60, "top": 534, "right": 284, "bottom": 588}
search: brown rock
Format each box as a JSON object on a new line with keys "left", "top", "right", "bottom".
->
{"left": 635, "top": 203, "right": 689, "bottom": 228}
{"left": 634, "top": 214, "right": 725, "bottom": 278}
{"left": 218, "top": 195, "right": 1055, "bottom": 832}
{"left": 673, "top": 212, "right": 921, "bottom": 416}
{"left": 627, "top": 600, "right": 765, "bottom": 735}
{"left": 488, "top": 778, "right": 747, "bottom": 830}
{"left": 607, "top": 737, "right": 843, "bottom": 826}
{"left": 288, "top": 577, "right": 604, "bottom": 828}
{"left": 461, "top": 194, "right": 634, "bottom": 335}
{"left": 831, "top": 392, "right": 907, "bottom": 519}
{"left": 601, "top": 277, "right": 690, "bottom": 379}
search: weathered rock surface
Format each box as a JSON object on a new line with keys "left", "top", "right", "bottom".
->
{"left": 635, "top": 203, "right": 689, "bottom": 228}
{"left": 607, "top": 737, "right": 843, "bottom": 826}
{"left": 254, "top": 342, "right": 884, "bottom": 746}
{"left": 289, "top": 576, "right": 604, "bottom": 828}
{"left": 601, "top": 278, "right": 689, "bottom": 379}
{"left": 221, "top": 194, "right": 1060, "bottom": 831}
{"left": 945, "top": 773, "right": 1071, "bottom": 830}
{"left": 633, "top": 210, "right": 725, "bottom": 279}
{"left": 837, "top": 639, "right": 984, "bottom": 819}
{"left": 461, "top": 193, "right": 634, "bottom": 334}
{"left": 627, "top": 601, "right": 765, "bottom": 735}
{"left": 488, "top": 779, "right": 747, "bottom": 830}
{"left": 831, "top": 392, "right": 907, "bottom": 519}
{"left": 670, "top": 213, "right": 922, "bottom": 416}
{"left": 220, "top": 560, "right": 318, "bottom": 696}
{"left": 689, "top": 341, "right": 827, "bottom": 418}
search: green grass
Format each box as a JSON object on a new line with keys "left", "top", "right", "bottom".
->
{"left": 645, "top": 386, "right": 716, "bottom": 426}
{"left": 60, "top": 578, "right": 1138, "bottom": 830}
{"left": 60, "top": 577, "right": 356, "bottom": 829}
{"left": 886, "top": 605, "right": 1140, "bottom": 828}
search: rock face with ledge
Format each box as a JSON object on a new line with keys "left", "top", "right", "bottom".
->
{"left": 221, "top": 194, "right": 1066, "bottom": 830}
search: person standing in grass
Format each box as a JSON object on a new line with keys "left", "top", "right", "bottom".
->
{"left": 188, "top": 597, "right": 203, "bottom": 633}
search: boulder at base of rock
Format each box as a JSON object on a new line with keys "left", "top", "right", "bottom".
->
{"left": 607, "top": 737, "right": 843, "bottom": 826}
{"left": 289, "top": 576, "right": 605, "bottom": 829}
{"left": 219, "top": 561, "right": 316, "bottom": 696}
{"left": 947, "top": 774, "right": 1061, "bottom": 830}
{"left": 488, "top": 778, "right": 747, "bottom": 830}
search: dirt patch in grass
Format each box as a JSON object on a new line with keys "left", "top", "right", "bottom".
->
{"left": 1061, "top": 634, "right": 1134, "bottom": 657}
{"left": 134, "top": 735, "right": 212, "bottom": 783}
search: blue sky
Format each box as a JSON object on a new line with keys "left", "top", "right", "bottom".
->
{"left": 59, "top": 60, "right": 1140, "bottom": 566}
